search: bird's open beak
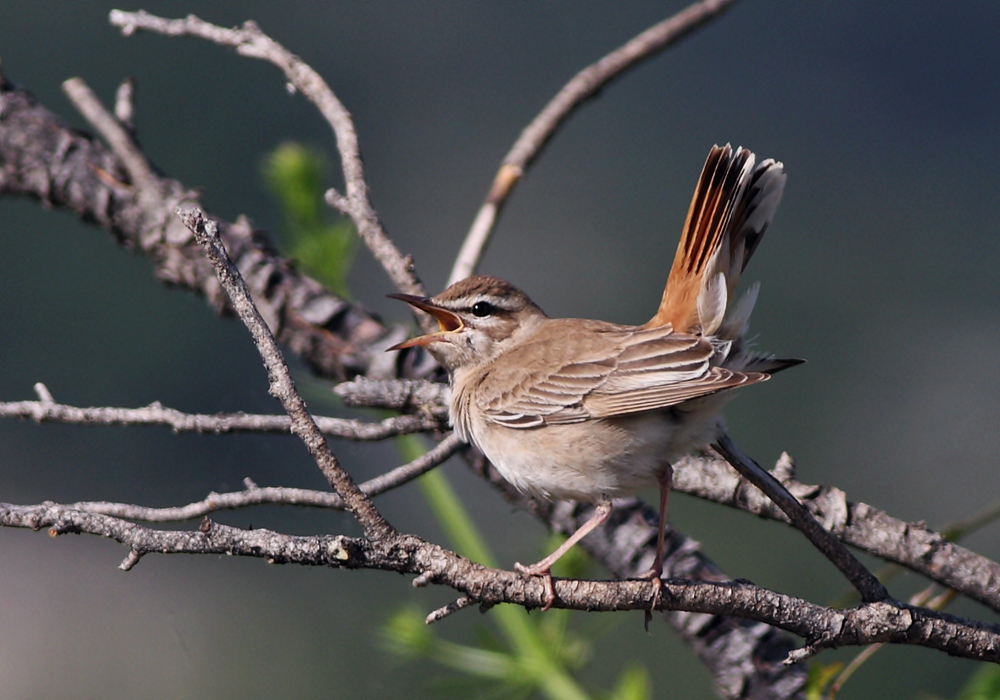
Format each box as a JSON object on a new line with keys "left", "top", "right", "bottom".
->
{"left": 387, "top": 294, "right": 464, "bottom": 350}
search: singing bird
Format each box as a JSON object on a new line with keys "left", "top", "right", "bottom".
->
{"left": 391, "top": 144, "right": 801, "bottom": 609}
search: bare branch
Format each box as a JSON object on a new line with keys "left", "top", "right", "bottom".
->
{"left": 179, "top": 208, "right": 394, "bottom": 541}
{"left": 358, "top": 432, "right": 464, "bottom": 497}
{"left": 334, "top": 377, "right": 450, "bottom": 417}
{"left": 2, "top": 502, "right": 998, "bottom": 664}
{"left": 62, "top": 77, "right": 154, "bottom": 190}
{"left": 113, "top": 77, "right": 136, "bottom": 132}
{"left": 0, "top": 80, "right": 401, "bottom": 381}
{"left": 0, "top": 13, "right": 992, "bottom": 692}
{"left": 426, "top": 596, "right": 476, "bottom": 624}
{"left": 108, "top": 9, "right": 425, "bottom": 300}
{"left": 0, "top": 393, "right": 445, "bottom": 440}
{"left": 449, "top": 0, "right": 740, "bottom": 284}
{"left": 65, "top": 433, "right": 464, "bottom": 522}
{"left": 675, "top": 451, "right": 1000, "bottom": 614}
{"left": 714, "top": 432, "right": 888, "bottom": 603}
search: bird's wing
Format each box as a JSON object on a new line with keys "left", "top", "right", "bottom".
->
{"left": 582, "top": 324, "right": 768, "bottom": 418}
{"left": 475, "top": 322, "right": 767, "bottom": 428}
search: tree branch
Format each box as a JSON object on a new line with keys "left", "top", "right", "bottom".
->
{"left": 62, "top": 76, "right": 154, "bottom": 190}
{"left": 449, "top": 0, "right": 741, "bottom": 284}
{"left": 0, "top": 78, "right": 402, "bottom": 381}
{"left": 63, "top": 433, "right": 464, "bottom": 522}
{"left": 179, "top": 207, "right": 394, "bottom": 541}
{"left": 334, "top": 377, "right": 450, "bottom": 416}
{"left": 674, "top": 452, "right": 1000, "bottom": 614}
{"left": 2, "top": 502, "right": 997, "bottom": 665}
{"left": 108, "top": 9, "right": 426, "bottom": 302}
{"left": 0, "top": 383, "right": 445, "bottom": 440}
{"left": 714, "top": 432, "right": 888, "bottom": 603}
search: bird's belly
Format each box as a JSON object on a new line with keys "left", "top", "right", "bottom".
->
{"left": 468, "top": 413, "right": 681, "bottom": 503}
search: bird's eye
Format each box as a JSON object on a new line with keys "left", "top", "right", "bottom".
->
{"left": 472, "top": 301, "right": 495, "bottom": 317}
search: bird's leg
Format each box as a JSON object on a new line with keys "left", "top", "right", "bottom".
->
{"left": 515, "top": 499, "right": 613, "bottom": 611}
{"left": 642, "top": 463, "right": 673, "bottom": 629}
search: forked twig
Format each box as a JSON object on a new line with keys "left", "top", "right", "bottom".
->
{"left": 4, "top": 500, "right": 1000, "bottom": 664}
{"left": 713, "top": 431, "right": 888, "bottom": 603}
{"left": 62, "top": 76, "right": 153, "bottom": 190}
{"left": 110, "top": 10, "right": 424, "bottom": 300}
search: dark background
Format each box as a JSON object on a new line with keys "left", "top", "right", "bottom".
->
{"left": 1, "top": 2, "right": 998, "bottom": 698}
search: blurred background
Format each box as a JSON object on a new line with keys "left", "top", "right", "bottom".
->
{"left": 1, "top": 1, "right": 998, "bottom": 698}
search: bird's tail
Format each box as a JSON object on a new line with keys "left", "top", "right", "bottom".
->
{"left": 644, "top": 144, "right": 786, "bottom": 336}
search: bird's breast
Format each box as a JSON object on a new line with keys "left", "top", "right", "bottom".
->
{"left": 460, "top": 410, "right": 682, "bottom": 502}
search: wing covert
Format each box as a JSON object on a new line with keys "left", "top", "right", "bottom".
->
{"left": 476, "top": 322, "right": 762, "bottom": 428}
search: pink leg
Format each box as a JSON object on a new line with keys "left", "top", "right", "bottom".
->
{"left": 515, "top": 500, "right": 613, "bottom": 610}
{"left": 643, "top": 464, "right": 673, "bottom": 629}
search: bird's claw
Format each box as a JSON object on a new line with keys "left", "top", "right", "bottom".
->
{"left": 515, "top": 561, "right": 556, "bottom": 611}
{"left": 640, "top": 567, "right": 664, "bottom": 631}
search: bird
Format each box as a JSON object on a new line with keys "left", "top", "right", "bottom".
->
{"left": 389, "top": 144, "right": 801, "bottom": 611}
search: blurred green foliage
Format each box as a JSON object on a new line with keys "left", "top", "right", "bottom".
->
{"left": 954, "top": 666, "right": 1000, "bottom": 700}
{"left": 262, "top": 142, "right": 355, "bottom": 297}
{"left": 804, "top": 662, "right": 844, "bottom": 700}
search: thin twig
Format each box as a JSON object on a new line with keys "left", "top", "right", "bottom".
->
{"left": 62, "top": 76, "right": 154, "bottom": 190}
{"left": 178, "top": 208, "right": 394, "bottom": 541}
{"left": 114, "top": 77, "right": 136, "bottom": 132}
{"left": 0, "top": 393, "right": 445, "bottom": 440}
{"left": 109, "top": 10, "right": 424, "bottom": 301}
{"left": 713, "top": 432, "right": 888, "bottom": 603}
{"left": 359, "top": 433, "right": 464, "bottom": 496}
{"left": 448, "top": 0, "right": 740, "bottom": 284}
{"left": 66, "top": 432, "right": 463, "bottom": 522}
{"left": 425, "top": 596, "right": 475, "bottom": 624}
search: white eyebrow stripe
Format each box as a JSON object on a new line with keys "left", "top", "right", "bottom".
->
{"left": 439, "top": 295, "right": 516, "bottom": 312}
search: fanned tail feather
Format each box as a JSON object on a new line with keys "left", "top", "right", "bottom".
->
{"left": 645, "top": 144, "right": 786, "bottom": 336}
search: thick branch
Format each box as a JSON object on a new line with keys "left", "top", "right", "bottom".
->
{"left": 2, "top": 502, "right": 997, "bottom": 665}
{"left": 450, "top": 0, "right": 740, "bottom": 284}
{"left": 179, "top": 208, "right": 393, "bottom": 541}
{"left": 108, "top": 9, "right": 425, "bottom": 301}
{"left": 675, "top": 452, "right": 1000, "bottom": 615}
{"left": 0, "top": 80, "right": 407, "bottom": 380}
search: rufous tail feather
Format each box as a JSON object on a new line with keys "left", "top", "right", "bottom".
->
{"left": 644, "top": 144, "right": 786, "bottom": 336}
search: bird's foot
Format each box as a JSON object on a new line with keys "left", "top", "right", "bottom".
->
{"left": 515, "top": 561, "right": 556, "bottom": 611}
{"left": 639, "top": 567, "right": 664, "bottom": 632}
